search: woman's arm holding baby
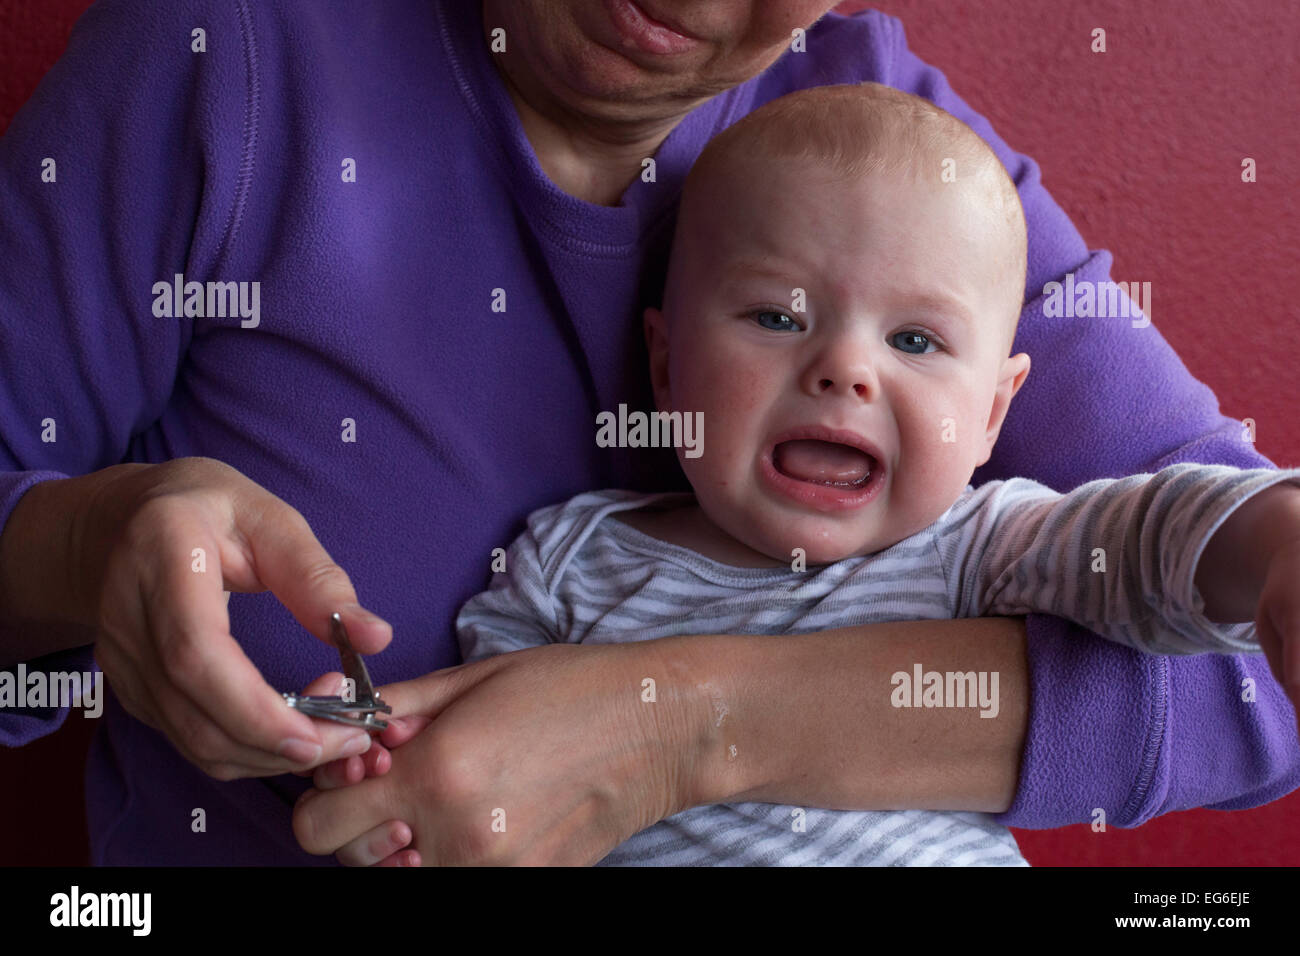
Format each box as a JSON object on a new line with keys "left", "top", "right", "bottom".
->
{"left": 293, "top": 615, "right": 1030, "bottom": 866}
{"left": 669, "top": 616, "right": 1029, "bottom": 814}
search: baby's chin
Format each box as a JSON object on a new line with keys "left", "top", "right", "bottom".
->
{"left": 787, "top": 540, "right": 880, "bottom": 566}
{"left": 736, "top": 524, "right": 881, "bottom": 568}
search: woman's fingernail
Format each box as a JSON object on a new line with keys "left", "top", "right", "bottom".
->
{"left": 279, "top": 738, "right": 323, "bottom": 765}
{"left": 347, "top": 603, "right": 387, "bottom": 628}
{"left": 341, "top": 734, "right": 371, "bottom": 757}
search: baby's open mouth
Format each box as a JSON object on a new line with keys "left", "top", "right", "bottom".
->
{"left": 772, "top": 439, "right": 876, "bottom": 487}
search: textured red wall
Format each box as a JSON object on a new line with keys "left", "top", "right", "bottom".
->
{"left": 1, "top": 0, "right": 1297, "bottom": 866}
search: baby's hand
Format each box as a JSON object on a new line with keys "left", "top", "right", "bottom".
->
{"left": 1254, "top": 540, "right": 1300, "bottom": 735}
{"left": 291, "top": 671, "right": 428, "bottom": 865}
{"left": 288, "top": 671, "right": 392, "bottom": 784}
{"left": 308, "top": 734, "right": 391, "bottom": 785}
{"left": 309, "top": 714, "right": 432, "bottom": 786}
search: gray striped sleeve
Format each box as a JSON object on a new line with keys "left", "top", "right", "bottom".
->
{"left": 455, "top": 507, "right": 562, "bottom": 663}
{"left": 936, "top": 464, "right": 1300, "bottom": 655}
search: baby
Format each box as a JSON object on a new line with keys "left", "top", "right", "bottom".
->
{"left": 325, "top": 83, "right": 1299, "bottom": 866}
{"left": 451, "top": 82, "right": 1300, "bottom": 866}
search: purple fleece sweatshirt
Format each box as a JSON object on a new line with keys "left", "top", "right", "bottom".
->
{"left": 1, "top": 0, "right": 1296, "bottom": 865}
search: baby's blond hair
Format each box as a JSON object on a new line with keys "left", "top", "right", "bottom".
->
{"left": 677, "top": 82, "right": 1028, "bottom": 355}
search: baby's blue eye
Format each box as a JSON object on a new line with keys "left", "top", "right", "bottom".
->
{"left": 754, "top": 311, "right": 800, "bottom": 332}
{"left": 891, "top": 330, "right": 937, "bottom": 354}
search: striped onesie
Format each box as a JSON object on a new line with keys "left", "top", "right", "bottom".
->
{"left": 457, "top": 463, "right": 1300, "bottom": 865}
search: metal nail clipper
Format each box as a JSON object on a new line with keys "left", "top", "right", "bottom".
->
{"left": 282, "top": 611, "right": 392, "bottom": 730}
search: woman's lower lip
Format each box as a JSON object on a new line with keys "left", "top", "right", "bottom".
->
{"left": 602, "top": 0, "right": 701, "bottom": 55}
{"left": 759, "top": 453, "right": 886, "bottom": 512}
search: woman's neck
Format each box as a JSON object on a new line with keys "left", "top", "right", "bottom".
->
{"left": 490, "top": 53, "right": 685, "bottom": 207}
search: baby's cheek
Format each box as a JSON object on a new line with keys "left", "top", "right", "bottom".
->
{"left": 681, "top": 425, "right": 745, "bottom": 495}
{"left": 897, "top": 413, "right": 973, "bottom": 521}
{"left": 925, "top": 396, "right": 984, "bottom": 468}
{"left": 691, "top": 395, "right": 750, "bottom": 458}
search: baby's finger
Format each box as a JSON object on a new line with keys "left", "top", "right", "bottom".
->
{"left": 377, "top": 715, "right": 431, "bottom": 749}
{"left": 361, "top": 740, "right": 391, "bottom": 776}
{"left": 374, "top": 849, "right": 421, "bottom": 867}
{"left": 310, "top": 737, "right": 389, "bottom": 787}
{"left": 335, "top": 820, "right": 414, "bottom": 867}
{"left": 313, "top": 754, "right": 366, "bottom": 790}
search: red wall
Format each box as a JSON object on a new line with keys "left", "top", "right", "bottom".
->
{"left": 1, "top": 0, "right": 1297, "bottom": 866}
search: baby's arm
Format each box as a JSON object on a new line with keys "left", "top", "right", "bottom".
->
{"left": 942, "top": 463, "right": 1300, "bottom": 655}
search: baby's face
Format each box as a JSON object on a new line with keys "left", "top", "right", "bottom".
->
{"left": 646, "top": 155, "right": 1030, "bottom": 565}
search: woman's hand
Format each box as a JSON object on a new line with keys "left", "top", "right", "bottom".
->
{"left": 79, "top": 456, "right": 393, "bottom": 780}
{"left": 292, "top": 642, "right": 714, "bottom": 866}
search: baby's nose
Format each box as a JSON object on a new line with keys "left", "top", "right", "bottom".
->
{"left": 807, "top": 338, "right": 880, "bottom": 398}
{"left": 815, "top": 361, "right": 881, "bottom": 399}
{"left": 818, "top": 377, "right": 872, "bottom": 397}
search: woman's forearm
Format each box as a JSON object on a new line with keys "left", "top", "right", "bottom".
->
{"left": 656, "top": 616, "right": 1029, "bottom": 814}
{"left": 0, "top": 471, "right": 118, "bottom": 665}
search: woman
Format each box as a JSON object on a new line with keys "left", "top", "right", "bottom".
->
{"left": 0, "top": 0, "right": 1294, "bottom": 865}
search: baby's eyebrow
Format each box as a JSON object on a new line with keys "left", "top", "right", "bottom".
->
{"left": 725, "top": 259, "right": 803, "bottom": 285}
{"left": 892, "top": 291, "right": 974, "bottom": 329}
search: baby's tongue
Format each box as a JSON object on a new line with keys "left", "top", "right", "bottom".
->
{"left": 774, "top": 439, "right": 873, "bottom": 484}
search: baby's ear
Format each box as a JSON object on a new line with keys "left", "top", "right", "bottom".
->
{"left": 644, "top": 306, "right": 671, "bottom": 404}
{"left": 976, "top": 352, "right": 1031, "bottom": 468}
